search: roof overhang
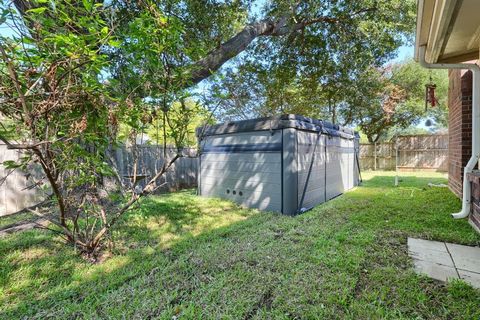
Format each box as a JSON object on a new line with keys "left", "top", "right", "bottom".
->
{"left": 415, "top": 0, "right": 480, "bottom": 64}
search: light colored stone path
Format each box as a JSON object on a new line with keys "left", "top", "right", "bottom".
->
{"left": 408, "top": 237, "right": 480, "bottom": 289}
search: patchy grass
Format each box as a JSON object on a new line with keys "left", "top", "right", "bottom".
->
{"left": 1, "top": 171, "right": 479, "bottom": 319}
{"left": 0, "top": 211, "right": 36, "bottom": 231}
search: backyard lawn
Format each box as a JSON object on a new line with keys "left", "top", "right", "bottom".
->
{"left": 1, "top": 171, "right": 480, "bottom": 319}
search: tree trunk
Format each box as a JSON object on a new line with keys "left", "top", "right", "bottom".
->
{"left": 186, "top": 16, "right": 343, "bottom": 86}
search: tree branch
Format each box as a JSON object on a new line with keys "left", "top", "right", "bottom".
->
{"left": 187, "top": 16, "right": 335, "bottom": 85}
{"left": 186, "top": 7, "right": 376, "bottom": 86}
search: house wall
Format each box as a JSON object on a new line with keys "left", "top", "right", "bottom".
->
{"left": 448, "top": 69, "right": 473, "bottom": 197}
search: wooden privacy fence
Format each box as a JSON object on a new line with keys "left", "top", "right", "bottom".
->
{"left": 0, "top": 144, "right": 198, "bottom": 216}
{"left": 0, "top": 143, "right": 46, "bottom": 216}
{"left": 359, "top": 134, "right": 448, "bottom": 171}
{"left": 113, "top": 146, "right": 198, "bottom": 191}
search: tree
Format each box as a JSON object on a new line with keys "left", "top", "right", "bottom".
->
{"left": 109, "top": 0, "right": 416, "bottom": 92}
{"left": 146, "top": 99, "right": 214, "bottom": 147}
{"left": 0, "top": 1, "right": 117, "bottom": 255}
{"left": 0, "top": 1, "right": 192, "bottom": 258}
{"left": 193, "top": 0, "right": 415, "bottom": 121}
{"left": 344, "top": 59, "right": 448, "bottom": 142}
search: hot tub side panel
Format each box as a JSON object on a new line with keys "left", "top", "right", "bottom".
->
{"left": 199, "top": 130, "right": 283, "bottom": 212}
{"left": 325, "top": 135, "right": 356, "bottom": 199}
{"left": 325, "top": 135, "right": 343, "bottom": 200}
{"left": 353, "top": 135, "right": 360, "bottom": 186}
{"left": 345, "top": 138, "right": 355, "bottom": 190}
{"left": 282, "top": 128, "right": 298, "bottom": 215}
{"left": 296, "top": 131, "right": 326, "bottom": 211}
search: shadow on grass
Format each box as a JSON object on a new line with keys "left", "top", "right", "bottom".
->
{"left": 1, "top": 178, "right": 480, "bottom": 319}
{"left": 0, "top": 189, "right": 268, "bottom": 318}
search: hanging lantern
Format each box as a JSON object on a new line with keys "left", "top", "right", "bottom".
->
{"left": 425, "top": 77, "right": 437, "bottom": 110}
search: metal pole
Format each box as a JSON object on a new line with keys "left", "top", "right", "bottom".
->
{"left": 395, "top": 135, "right": 399, "bottom": 187}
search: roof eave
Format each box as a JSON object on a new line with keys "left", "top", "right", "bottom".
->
{"left": 415, "top": 0, "right": 462, "bottom": 64}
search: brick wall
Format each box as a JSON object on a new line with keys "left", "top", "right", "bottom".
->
{"left": 448, "top": 69, "right": 473, "bottom": 197}
{"left": 467, "top": 172, "right": 480, "bottom": 233}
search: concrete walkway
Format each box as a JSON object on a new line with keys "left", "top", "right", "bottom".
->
{"left": 408, "top": 237, "right": 480, "bottom": 289}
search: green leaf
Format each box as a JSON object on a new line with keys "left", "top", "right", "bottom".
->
{"left": 26, "top": 7, "right": 47, "bottom": 14}
{"left": 82, "top": 0, "right": 93, "bottom": 11}
{"left": 108, "top": 39, "right": 122, "bottom": 47}
{"left": 2, "top": 160, "right": 21, "bottom": 169}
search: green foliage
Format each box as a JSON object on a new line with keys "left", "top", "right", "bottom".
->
{"left": 344, "top": 59, "right": 448, "bottom": 142}
{"left": 0, "top": 1, "right": 116, "bottom": 162}
{"left": 109, "top": 0, "right": 249, "bottom": 101}
{"left": 0, "top": 0, "right": 146, "bottom": 253}
{"left": 207, "top": 0, "right": 416, "bottom": 121}
{"left": 390, "top": 58, "right": 449, "bottom": 127}
{"left": 147, "top": 99, "right": 213, "bottom": 147}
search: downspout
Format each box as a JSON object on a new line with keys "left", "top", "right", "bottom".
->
{"left": 418, "top": 45, "right": 480, "bottom": 219}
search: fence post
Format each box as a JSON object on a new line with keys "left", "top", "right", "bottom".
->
{"left": 395, "top": 136, "right": 399, "bottom": 186}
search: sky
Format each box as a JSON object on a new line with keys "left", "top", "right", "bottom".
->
{"left": 392, "top": 45, "right": 414, "bottom": 62}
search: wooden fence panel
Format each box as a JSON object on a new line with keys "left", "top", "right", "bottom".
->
{"left": 0, "top": 144, "right": 198, "bottom": 216}
{"left": 112, "top": 146, "right": 198, "bottom": 192}
{"left": 0, "top": 144, "right": 46, "bottom": 216}
{"left": 359, "top": 134, "right": 448, "bottom": 171}
{"left": 359, "top": 142, "right": 396, "bottom": 170}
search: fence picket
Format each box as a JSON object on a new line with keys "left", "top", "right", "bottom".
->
{"left": 359, "top": 134, "right": 448, "bottom": 171}
{"left": 0, "top": 144, "right": 199, "bottom": 216}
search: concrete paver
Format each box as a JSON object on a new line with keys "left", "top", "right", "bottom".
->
{"left": 408, "top": 238, "right": 448, "bottom": 253}
{"left": 412, "top": 259, "right": 459, "bottom": 282}
{"left": 408, "top": 237, "right": 480, "bottom": 290}
{"left": 458, "top": 270, "right": 480, "bottom": 289}
{"left": 446, "top": 242, "right": 480, "bottom": 274}
{"left": 408, "top": 248, "right": 455, "bottom": 267}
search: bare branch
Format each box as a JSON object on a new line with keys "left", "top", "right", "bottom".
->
{"left": 0, "top": 41, "right": 30, "bottom": 125}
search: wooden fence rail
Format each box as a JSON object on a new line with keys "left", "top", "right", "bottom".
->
{"left": 359, "top": 134, "right": 448, "bottom": 172}
{"left": 0, "top": 144, "right": 198, "bottom": 216}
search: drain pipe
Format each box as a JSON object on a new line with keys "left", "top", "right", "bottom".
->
{"left": 418, "top": 46, "right": 480, "bottom": 219}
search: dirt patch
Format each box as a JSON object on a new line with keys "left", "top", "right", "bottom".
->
{"left": 243, "top": 288, "right": 273, "bottom": 319}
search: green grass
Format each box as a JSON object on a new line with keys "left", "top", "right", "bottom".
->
{"left": 0, "top": 211, "right": 36, "bottom": 230}
{"left": 1, "top": 171, "right": 480, "bottom": 319}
